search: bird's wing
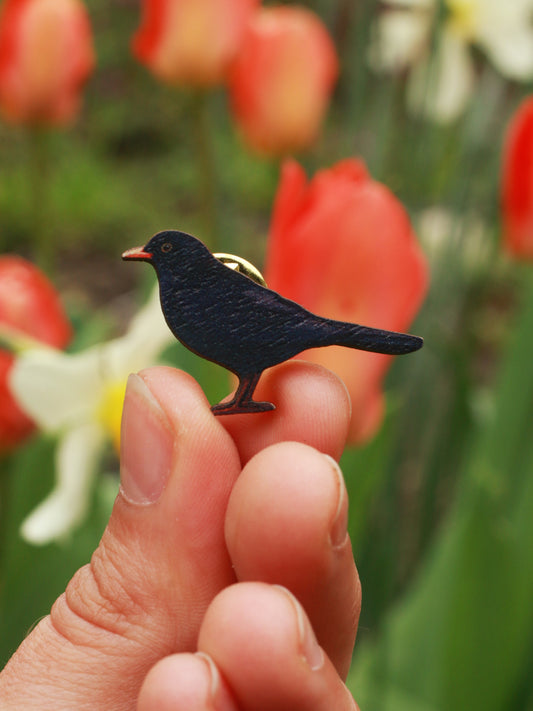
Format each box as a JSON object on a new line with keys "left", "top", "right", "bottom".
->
{"left": 219, "top": 266, "right": 424, "bottom": 355}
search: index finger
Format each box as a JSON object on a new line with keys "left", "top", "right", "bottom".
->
{"left": 218, "top": 360, "right": 352, "bottom": 464}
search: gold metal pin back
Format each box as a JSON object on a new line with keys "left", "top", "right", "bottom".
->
{"left": 214, "top": 253, "right": 267, "bottom": 287}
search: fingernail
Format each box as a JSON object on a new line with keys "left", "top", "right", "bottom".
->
{"left": 196, "top": 652, "right": 237, "bottom": 711}
{"left": 195, "top": 652, "right": 220, "bottom": 699}
{"left": 120, "top": 373, "right": 174, "bottom": 504}
{"left": 274, "top": 585, "right": 324, "bottom": 671}
{"left": 324, "top": 454, "right": 348, "bottom": 548}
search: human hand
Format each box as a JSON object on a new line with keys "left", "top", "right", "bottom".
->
{"left": 0, "top": 362, "right": 360, "bottom": 710}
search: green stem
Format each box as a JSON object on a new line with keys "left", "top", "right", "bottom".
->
{"left": 190, "top": 90, "right": 218, "bottom": 250}
{"left": 464, "top": 270, "right": 533, "bottom": 504}
{"left": 27, "top": 127, "right": 53, "bottom": 273}
{"left": 0, "top": 455, "right": 12, "bottom": 589}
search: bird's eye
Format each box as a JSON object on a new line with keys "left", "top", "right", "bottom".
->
{"left": 161, "top": 243, "right": 173, "bottom": 253}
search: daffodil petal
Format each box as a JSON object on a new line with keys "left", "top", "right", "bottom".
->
{"left": 9, "top": 346, "right": 105, "bottom": 431}
{"left": 448, "top": 0, "right": 533, "bottom": 79}
{"left": 472, "top": 0, "right": 533, "bottom": 38}
{"left": 407, "top": 28, "right": 474, "bottom": 122}
{"left": 20, "top": 423, "right": 105, "bottom": 545}
{"left": 480, "top": 25, "right": 533, "bottom": 79}
{"left": 103, "top": 285, "right": 174, "bottom": 379}
{"left": 415, "top": 207, "right": 455, "bottom": 259}
{"left": 369, "top": 8, "right": 432, "bottom": 71}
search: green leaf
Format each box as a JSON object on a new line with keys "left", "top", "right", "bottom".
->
{"left": 0, "top": 437, "right": 112, "bottom": 667}
{"left": 348, "top": 277, "right": 533, "bottom": 711}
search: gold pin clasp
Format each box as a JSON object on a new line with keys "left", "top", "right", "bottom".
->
{"left": 214, "top": 253, "right": 267, "bottom": 287}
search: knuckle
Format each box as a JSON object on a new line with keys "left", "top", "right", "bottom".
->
{"left": 49, "top": 538, "right": 156, "bottom": 650}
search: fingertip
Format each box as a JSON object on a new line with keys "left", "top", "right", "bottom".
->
{"left": 197, "top": 581, "right": 316, "bottom": 680}
{"left": 198, "top": 582, "right": 356, "bottom": 710}
{"left": 138, "top": 654, "right": 209, "bottom": 711}
{"left": 137, "top": 365, "right": 213, "bottom": 425}
{"left": 225, "top": 442, "right": 346, "bottom": 575}
{"left": 220, "top": 361, "right": 352, "bottom": 463}
{"left": 137, "top": 653, "right": 237, "bottom": 711}
{"left": 224, "top": 443, "right": 358, "bottom": 677}
{"left": 127, "top": 366, "right": 242, "bottom": 516}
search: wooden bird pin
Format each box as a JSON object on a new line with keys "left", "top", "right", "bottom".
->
{"left": 122, "top": 230, "right": 423, "bottom": 415}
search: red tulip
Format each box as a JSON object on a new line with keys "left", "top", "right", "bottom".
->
{"left": 0, "top": 0, "right": 94, "bottom": 126}
{"left": 264, "top": 160, "right": 428, "bottom": 444}
{"left": 502, "top": 97, "right": 533, "bottom": 259}
{"left": 0, "top": 256, "right": 71, "bottom": 451}
{"left": 133, "top": 0, "right": 259, "bottom": 87}
{"left": 229, "top": 6, "right": 338, "bottom": 155}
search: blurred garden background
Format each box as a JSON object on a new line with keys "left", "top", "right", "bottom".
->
{"left": 1, "top": 0, "right": 533, "bottom": 709}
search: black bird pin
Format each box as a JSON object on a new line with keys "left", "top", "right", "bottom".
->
{"left": 123, "top": 230, "right": 423, "bottom": 415}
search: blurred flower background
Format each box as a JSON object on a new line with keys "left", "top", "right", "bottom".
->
{"left": 0, "top": 0, "right": 532, "bottom": 708}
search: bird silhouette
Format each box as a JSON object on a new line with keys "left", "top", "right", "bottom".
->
{"left": 123, "top": 230, "right": 423, "bottom": 415}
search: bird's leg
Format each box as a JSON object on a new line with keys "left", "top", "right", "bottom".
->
{"left": 211, "top": 372, "right": 275, "bottom": 415}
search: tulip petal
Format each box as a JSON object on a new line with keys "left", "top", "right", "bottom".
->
{"left": 9, "top": 346, "right": 104, "bottom": 431}
{"left": 20, "top": 422, "right": 105, "bottom": 545}
{"left": 266, "top": 160, "right": 309, "bottom": 287}
{"left": 229, "top": 6, "right": 338, "bottom": 154}
{"left": 133, "top": 0, "right": 259, "bottom": 86}
{"left": 501, "top": 96, "right": 533, "bottom": 259}
{"left": 0, "top": 0, "right": 94, "bottom": 125}
{"left": 0, "top": 322, "right": 53, "bottom": 353}
{"left": 0, "top": 255, "right": 71, "bottom": 347}
{"left": 264, "top": 159, "right": 428, "bottom": 445}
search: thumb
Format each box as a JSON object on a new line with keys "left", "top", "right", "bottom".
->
{"left": 0, "top": 367, "right": 241, "bottom": 710}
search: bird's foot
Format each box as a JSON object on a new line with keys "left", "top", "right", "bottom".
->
{"left": 211, "top": 399, "right": 276, "bottom": 416}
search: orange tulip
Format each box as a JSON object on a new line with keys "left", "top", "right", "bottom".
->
{"left": 0, "top": 256, "right": 71, "bottom": 451}
{"left": 133, "top": 0, "right": 259, "bottom": 86}
{"left": 229, "top": 6, "right": 338, "bottom": 155}
{"left": 0, "top": 0, "right": 94, "bottom": 126}
{"left": 264, "top": 160, "right": 428, "bottom": 444}
{"left": 502, "top": 96, "right": 533, "bottom": 259}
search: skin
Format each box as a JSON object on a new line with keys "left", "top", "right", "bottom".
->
{"left": 0, "top": 361, "right": 360, "bottom": 710}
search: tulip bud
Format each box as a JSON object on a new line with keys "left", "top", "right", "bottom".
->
{"left": 502, "top": 96, "right": 533, "bottom": 259}
{"left": 265, "top": 160, "right": 428, "bottom": 444}
{"left": 0, "top": 256, "right": 71, "bottom": 451}
{"left": 229, "top": 6, "right": 338, "bottom": 155}
{"left": 133, "top": 0, "right": 259, "bottom": 87}
{"left": 0, "top": 0, "right": 94, "bottom": 126}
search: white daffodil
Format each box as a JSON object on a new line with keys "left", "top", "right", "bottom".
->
{"left": 7, "top": 285, "right": 174, "bottom": 545}
{"left": 370, "top": 0, "right": 533, "bottom": 122}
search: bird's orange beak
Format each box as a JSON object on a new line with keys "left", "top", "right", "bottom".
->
{"left": 122, "top": 246, "right": 152, "bottom": 261}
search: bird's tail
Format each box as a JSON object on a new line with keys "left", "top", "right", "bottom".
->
{"left": 323, "top": 321, "right": 423, "bottom": 355}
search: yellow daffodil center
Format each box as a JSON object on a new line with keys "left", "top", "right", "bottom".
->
{"left": 446, "top": 0, "right": 477, "bottom": 39}
{"left": 97, "top": 380, "right": 128, "bottom": 451}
